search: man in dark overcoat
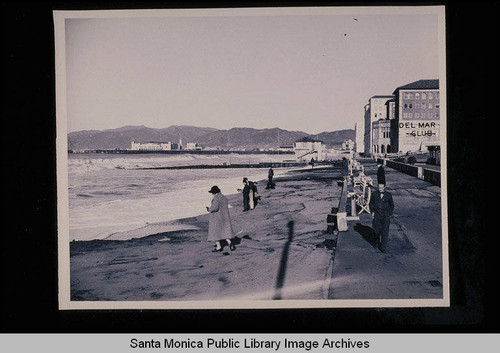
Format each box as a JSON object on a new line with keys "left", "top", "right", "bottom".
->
{"left": 377, "top": 163, "right": 386, "bottom": 185}
{"left": 242, "top": 178, "right": 250, "bottom": 211}
{"left": 369, "top": 183, "right": 394, "bottom": 253}
{"left": 266, "top": 167, "right": 274, "bottom": 189}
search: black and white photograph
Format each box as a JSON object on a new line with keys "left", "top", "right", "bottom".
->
{"left": 53, "top": 6, "right": 450, "bottom": 310}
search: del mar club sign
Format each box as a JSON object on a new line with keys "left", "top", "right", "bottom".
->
{"left": 399, "top": 121, "right": 438, "bottom": 138}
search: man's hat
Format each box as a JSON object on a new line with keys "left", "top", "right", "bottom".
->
{"left": 209, "top": 185, "right": 221, "bottom": 194}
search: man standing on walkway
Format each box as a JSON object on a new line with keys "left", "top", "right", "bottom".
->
{"left": 377, "top": 163, "right": 386, "bottom": 185}
{"left": 369, "top": 183, "right": 394, "bottom": 253}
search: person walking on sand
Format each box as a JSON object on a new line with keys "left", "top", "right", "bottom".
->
{"left": 369, "top": 183, "right": 394, "bottom": 253}
{"left": 206, "top": 186, "right": 235, "bottom": 252}
{"left": 266, "top": 167, "right": 275, "bottom": 189}
{"left": 241, "top": 178, "right": 251, "bottom": 211}
{"left": 248, "top": 179, "right": 259, "bottom": 209}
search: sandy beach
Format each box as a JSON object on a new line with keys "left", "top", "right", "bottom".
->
{"left": 70, "top": 165, "right": 343, "bottom": 302}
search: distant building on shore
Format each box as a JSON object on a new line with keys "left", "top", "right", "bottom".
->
{"left": 130, "top": 141, "right": 182, "bottom": 151}
{"left": 185, "top": 142, "right": 202, "bottom": 150}
{"left": 294, "top": 137, "right": 325, "bottom": 162}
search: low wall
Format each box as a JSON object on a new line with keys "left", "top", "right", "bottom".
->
{"left": 377, "top": 158, "right": 441, "bottom": 186}
{"left": 385, "top": 160, "right": 420, "bottom": 178}
{"left": 423, "top": 168, "right": 441, "bottom": 186}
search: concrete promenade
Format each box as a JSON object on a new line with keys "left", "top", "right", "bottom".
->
{"left": 328, "top": 159, "right": 446, "bottom": 301}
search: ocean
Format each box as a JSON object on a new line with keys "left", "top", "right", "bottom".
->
{"left": 66, "top": 153, "right": 294, "bottom": 242}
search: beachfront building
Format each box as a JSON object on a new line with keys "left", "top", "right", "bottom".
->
{"left": 372, "top": 119, "right": 392, "bottom": 154}
{"left": 392, "top": 79, "right": 440, "bottom": 154}
{"left": 130, "top": 140, "right": 184, "bottom": 151}
{"left": 364, "top": 95, "right": 394, "bottom": 156}
{"left": 354, "top": 118, "right": 364, "bottom": 155}
{"left": 294, "top": 137, "right": 325, "bottom": 162}
{"left": 131, "top": 141, "right": 173, "bottom": 151}
{"left": 185, "top": 142, "right": 202, "bottom": 150}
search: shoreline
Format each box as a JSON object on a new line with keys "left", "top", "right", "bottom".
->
{"left": 69, "top": 165, "right": 343, "bottom": 301}
{"left": 70, "top": 165, "right": 330, "bottom": 243}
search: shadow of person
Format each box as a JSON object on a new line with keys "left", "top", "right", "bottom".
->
{"left": 353, "top": 223, "right": 378, "bottom": 248}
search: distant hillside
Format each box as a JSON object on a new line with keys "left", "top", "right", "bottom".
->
{"left": 195, "top": 127, "right": 309, "bottom": 150}
{"left": 314, "top": 129, "right": 356, "bottom": 148}
{"left": 68, "top": 125, "right": 355, "bottom": 150}
{"left": 67, "top": 125, "right": 219, "bottom": 150}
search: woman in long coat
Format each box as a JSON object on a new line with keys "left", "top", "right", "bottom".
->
{"left": 207, "top": 186, "right": 235, "bottom": 252}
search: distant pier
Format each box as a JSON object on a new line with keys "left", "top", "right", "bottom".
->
{"left": 134, "top": 162, "right": 308, "bottom": 170}
{"left": 68, "top": 149, "right": 295, "bottom": 155}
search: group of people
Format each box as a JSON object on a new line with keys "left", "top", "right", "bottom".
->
{"left": 205, "top": 162, "right": 394, "bottom": 254}
{"left": 205, "top": 167, "right": 275, "bottom": 252}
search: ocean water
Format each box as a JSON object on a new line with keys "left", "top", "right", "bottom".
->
{"left": 67, "top": 153, "right": 292, "bottom": 241}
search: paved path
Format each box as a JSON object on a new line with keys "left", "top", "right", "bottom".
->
{"left": 328, "top": 160, "right": 446, "bottom": 302}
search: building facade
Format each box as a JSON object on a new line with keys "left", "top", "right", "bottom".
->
{"left": 392, "top": 79, "right": 440, "bottom": 153}
{"left": 364, "top": 95, "right": 394, "bottom": 156}
{"left": 130, "top": 141, "right": 183, "bottom": 151}
{"left": 372, "top": 119, "right": 392, "bottom": 154}
{"left": 131, "top": 141, "right": 172, "bottom": 151}
{"left": 185, "top": 142, "right": 202, "bottom": 150}
{"left": 294, "top": 137, "right": 325, "bottom": 162}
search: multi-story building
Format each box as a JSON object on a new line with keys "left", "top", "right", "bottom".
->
{"left": 364, "top": 95, "right": 394, "bottom": 156}
{"left": 392, "top": 79, "right": 440, "bottom": 153}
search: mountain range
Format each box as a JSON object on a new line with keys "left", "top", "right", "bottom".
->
{"left": 67, "top": 125, "right": 355, "bottom": 150}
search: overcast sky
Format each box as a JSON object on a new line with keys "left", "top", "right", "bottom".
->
{"left": 63, "top": 7, "right": 442, "bottom": 134}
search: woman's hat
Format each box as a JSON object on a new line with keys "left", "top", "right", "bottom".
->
{"left": 209, "top": 185, "right": 221, "bottom": 194}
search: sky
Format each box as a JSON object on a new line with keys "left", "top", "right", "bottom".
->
{"left": 63, "top": 7, "right": 442, "bottom": 134}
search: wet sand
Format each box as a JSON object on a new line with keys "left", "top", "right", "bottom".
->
{"left": 70, "top": 166, "right": 343, "bottom": 303}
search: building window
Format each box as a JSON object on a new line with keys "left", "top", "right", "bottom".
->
{"left": 422, "top": 92, "right": 427, "bottom": 100}
{"left": 404, "top": 104, "right": 408, "bottom": 109}
{"left": 428, "top": 103, "right": 433, "bottom": 109}
{"left": 436, "top": 103, "right": 440, "bottom": 108}
{"left": 428, "top": 92, "right": 433, "bottom": 99}
{"left": 415, "top": 93, "right": 420, "bottom": 99}
{"left": 409, "top": 103, "right": 412, "bottom": 108}
{"left": 415, "top": 113, "right": 420, "bottom": 119}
